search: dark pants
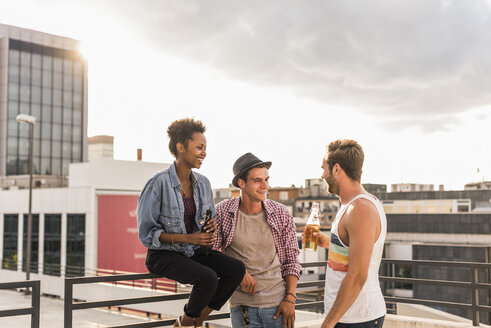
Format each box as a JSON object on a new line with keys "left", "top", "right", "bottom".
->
{"left": 146, "top": 249, "right": 245, "bottom": 318}
{"left": 335, "top": 316, "right": 385, "bottom": 328}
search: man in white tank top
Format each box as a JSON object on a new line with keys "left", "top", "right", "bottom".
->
{"left": 308, "top": 140, "right": 387, "bottom": 328}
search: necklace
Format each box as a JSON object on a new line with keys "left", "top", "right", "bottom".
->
{"left": 181, "top": 180, "right": 191, "bottom": 198}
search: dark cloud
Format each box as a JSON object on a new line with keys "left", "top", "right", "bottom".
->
{"left": 88, "top": 1, "right": 491, "bottom": 127}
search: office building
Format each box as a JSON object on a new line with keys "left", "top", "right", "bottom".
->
{"left": 465, "top": 181, "right": 491, "bottom": 190}
{"left": 391, "top": 183, "right": 436, "bottom": 192}
{"left": 0, "top": 23, "right": 88, "bottom": 178}
{"left": 374, "top": 188, "right": 491, "bottom": 323}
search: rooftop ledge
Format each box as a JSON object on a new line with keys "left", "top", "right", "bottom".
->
{"left": 298, "top": 315, "right": 480, "bottom": 328}
{"left": 296, "top": 302, "right": 491, "bottom": 328}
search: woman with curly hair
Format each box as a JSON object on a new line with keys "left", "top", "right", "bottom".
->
{"left": 137, "top": 118, "right": 245, "bottom": 327}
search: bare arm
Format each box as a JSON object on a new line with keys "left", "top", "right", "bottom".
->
{"left": 284, "top": 274, "right": 298, "bottom": 299}
{"left": 159, "top": 231, "right": 213, "bottom": 246}
{"left": 321, "top": 200, "right": 380, "bottom": 328}
{"left": 274, "top": 275, "right": 298, "bottom": 328}
{"left": 240, "top": 270, "right": 257, "bottom": 295}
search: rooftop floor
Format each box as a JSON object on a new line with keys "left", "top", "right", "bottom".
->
{"left": 0, "top": 289, "right": 158, "bottom": 328}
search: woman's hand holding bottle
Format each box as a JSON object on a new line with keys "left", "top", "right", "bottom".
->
{"left": 186, "top": 230, "right": 214, "bottom": 246}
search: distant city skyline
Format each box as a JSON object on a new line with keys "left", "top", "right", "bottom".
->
{"left": 1, "top": 1, "right": 490, "bottom": 190}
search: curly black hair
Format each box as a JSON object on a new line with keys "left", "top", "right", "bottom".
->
{"left": 167, "top": 118, "right": 206, "bottom": 157}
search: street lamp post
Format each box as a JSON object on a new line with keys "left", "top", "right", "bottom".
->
{"left": 16, "top": 114, "right": 36, "bottom": 285}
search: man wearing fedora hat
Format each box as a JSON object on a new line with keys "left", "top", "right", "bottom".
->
{"left": 213, "top": 153, "right": 301, "bottom": 328}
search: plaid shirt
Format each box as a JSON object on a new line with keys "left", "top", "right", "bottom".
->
{"left": 213, "top": 197, "right": 301, "bottom": 279}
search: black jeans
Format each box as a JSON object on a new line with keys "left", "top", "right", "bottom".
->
{"left": 335, "top": 316, "right": 385, "bottom": 328}
{"left": 145, "top": 249, "right": 245, "bottom": 318}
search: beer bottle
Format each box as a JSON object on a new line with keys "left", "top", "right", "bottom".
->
{"left": 303, "top": 202, "right": 320, "bottom": 251}
{"left": 199, "top": 210, "right": 213, "bottom": 256}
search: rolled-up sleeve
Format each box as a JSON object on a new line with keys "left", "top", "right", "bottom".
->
{"left": 281, "top": 212, "right": 301, "bottom": 279}
{"left": 212, "top": 203, "right": 224, "bottom": 252}
{"left": 137, "top": 178, "right": 163, "bottom": 249}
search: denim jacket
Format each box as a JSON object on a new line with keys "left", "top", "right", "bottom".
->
{"left": 137, "top": 162, "right": 216, "bottom": 257}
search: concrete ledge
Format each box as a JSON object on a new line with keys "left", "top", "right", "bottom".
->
{"left": 292, "top": 314, "right": 477, "bottom": 328}
{"left": 396, "top": 303, "right": 475, "bottom": 324}
{"left": 385, "top": 314, "right": 475, "bottom": 328}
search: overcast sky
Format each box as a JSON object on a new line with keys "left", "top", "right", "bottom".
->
{"left": 2, "top": 0, "right": 491, "bottom": 190}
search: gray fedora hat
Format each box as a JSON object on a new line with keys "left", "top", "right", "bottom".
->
{"left": 232, "top": 152, "right": 272, "bottom": 188}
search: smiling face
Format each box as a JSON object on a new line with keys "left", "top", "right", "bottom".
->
{"left": 238, "top": 167, "right": 270, "bottom": 203}
{"left": 177, "top": 132, "right": 207, "bottom": 169}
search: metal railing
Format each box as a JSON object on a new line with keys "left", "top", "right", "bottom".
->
{"left": 95, "top": 268, "right": 178, "bottom": 293}
{"left": 0, "top": 280, "right": 40, "bottom": 328}
{"left": 63, "top": 270, "right": 322, "bottom": 328}
{"left": 63, "top": 259, "right": 491, "bottom": 327}
{"left": 1, "top": 260, "right": 179, "bottom": 293}
{"left": 381, "top": 259, "right": 491, "bottom": 327}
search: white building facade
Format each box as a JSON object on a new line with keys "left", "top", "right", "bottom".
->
{"left": 0, "top": 158, "right": 169, "bottom": 296}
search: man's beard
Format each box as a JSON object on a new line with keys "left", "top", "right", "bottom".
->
{"left": 327, "top": 176, "right": 339, "bottom": 195}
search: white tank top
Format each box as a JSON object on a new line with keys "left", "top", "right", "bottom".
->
{"left": 324, "top": 194, "right": 387, "bottom": 323}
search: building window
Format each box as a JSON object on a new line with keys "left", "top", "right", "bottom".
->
{"left": 457, "top": 200, "right": 471, "bottom": 213}
{"left": 392, "top": 264, "right": 413, "bottom": 290}
{"left": 66, "top": 214, "right": 85, "bottom": 277}
{"left": 2, "top": 214, "right": 19, "bottom": 270}
{"left": 6, "top": 39, "right": 85, "bottom": 176}
{"left": 44, "top": 214, "right": 61, "bottom": 276}
{"left": 22, "top": 214, "right": 39, "bottom": 274}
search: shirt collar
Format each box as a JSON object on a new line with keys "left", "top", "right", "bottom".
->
{"left": 262, "top": 199, "right": 275, "bottom": 216}
{"left": 262, "top": 200, "right": 280, "bottom": 232}
{"left": 228, "top": 197, "right": 241, "bottom": 213}
{"left": 169, "top": 162, "right": 201, "bottom": 188}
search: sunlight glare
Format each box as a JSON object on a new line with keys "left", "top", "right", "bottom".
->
{"left": 78, "top": 41, "right": 92, "bottom": 60}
